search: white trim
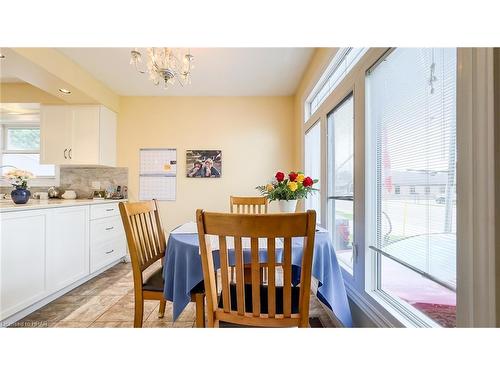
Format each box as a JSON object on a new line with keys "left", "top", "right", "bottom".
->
{"left": 456, "top": 48, "right": 496, "bottom": 327}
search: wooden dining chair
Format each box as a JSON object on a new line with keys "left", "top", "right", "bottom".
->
{"left": 196, "top": 209, "right": 316, "bottom": 328}
{"left": 119, "top": 200, "right": 168, "bottom": 327}
{"left": 230, "top": 196, "right": 268, "bottom": 214}
{"left": 119, "top": 200, "right": 205, "bottom": 328}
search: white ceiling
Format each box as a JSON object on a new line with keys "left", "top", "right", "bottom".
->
{"left": 58, "top": 48, "right": 314, "bottom": 96}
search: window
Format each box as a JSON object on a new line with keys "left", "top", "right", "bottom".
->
{"left": 305, "top": 48, "right": 368, "bottom": 121}
{"left": 395, "top": 185, "right": 400, "bottom": 195}
{"left": 440, "top": 185, "right": 446, "bottom": 194}
{"left": 366, "top": 48, "right": 457, "bottom": 327}
{"left": 425, "top": 186, "right": 431, "bottom": 194}
{"left": 304, "top": 121, "right": 321, "bottom": 223}
{"left": 1, "top": 123, "right": 57, "bottom": 186}
{"left": 328, "top": 95, "right": 354, "bottom": 271}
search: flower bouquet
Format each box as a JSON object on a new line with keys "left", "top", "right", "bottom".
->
{"left": 256, "top": 171, "right": 318, "bottom": 212}
{"left": 3, "top": 169, "right": 35, "bottom": 204}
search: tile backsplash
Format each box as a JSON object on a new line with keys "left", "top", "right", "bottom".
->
{"left": 1, "top": 166, "right": 128, "bottom": 199}
{"left": 59, "top": 166, "right": 128, "bottom": 198}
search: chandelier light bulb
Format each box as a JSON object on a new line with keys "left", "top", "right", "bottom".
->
{"left": 130, "top": 48, "right": 194, "bottom": 89}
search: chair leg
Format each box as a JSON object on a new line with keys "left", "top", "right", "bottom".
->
{"left": 158, "top": 299, "right": 166, "bottom": 318}
{"left": 194, "top": 293, "right": 205, "bottom": 328}
{"left": 134, "top": 295, "right": 144, "bottom": 328}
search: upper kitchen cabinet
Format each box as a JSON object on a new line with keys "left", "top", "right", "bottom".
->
{"left": 40, "top": 105, "right": 117, "bottom": 166}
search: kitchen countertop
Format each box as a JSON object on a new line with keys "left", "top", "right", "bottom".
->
{"left": 0, "top": 198, "right": 128, "bottom": 213}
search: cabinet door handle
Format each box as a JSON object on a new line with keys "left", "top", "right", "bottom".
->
{"left": 105, "top": 249, "right": 115, "bottom": 254}
{"left": 105, "top": 226, "right": 114, "bottom": 231}
{"left": 105, "top": 208, "right": 114, "bottom": 212}
{"left": 64, "top": 148, "right": 68, "bottom": 159}
{"left": 68, "top": 148, "right": 72, "bottom": 159}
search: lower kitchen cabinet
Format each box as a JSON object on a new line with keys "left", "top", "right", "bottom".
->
{"left": 0, "top": 210, "right": 47, "bottom": 320}
{"left": 90, "top": 214, "right": 126, "bottom": 273}
{"left": 46, "top": 206, "right": 90, "bottom": 292}
{"left": 0, "top": 201, "right": 127, "bottom": 323}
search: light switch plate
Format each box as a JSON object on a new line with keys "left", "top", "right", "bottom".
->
{"left": 91, "top": 181, "right": 101, "bottom": 190}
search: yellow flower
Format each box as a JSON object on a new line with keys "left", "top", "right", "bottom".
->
{"left": 265, "top": 183, "right": 274, "bottom": 192}
{"left": 296, "top": 174, "right": 305, "bottom": 183}
{"left": 287, "top": 181, "right": 298, "bottom": 192}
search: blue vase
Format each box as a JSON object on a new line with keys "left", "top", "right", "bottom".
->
{"left": 11, "top": 187, "right": 31, "bottom": 204}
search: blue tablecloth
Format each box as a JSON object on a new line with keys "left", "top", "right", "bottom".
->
{"left": 163, "top": 230, "right": 353, "bottom": 327}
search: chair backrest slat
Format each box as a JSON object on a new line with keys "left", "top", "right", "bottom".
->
{"left": 234, "top": 236, "right": 245, "bottom": 315}
{"left": 230, "top": 196, "right": 268, "bottom": 215}
{"left": 267, "top": 238, "right": 276, "bottom": 318}
{"left": 196, "top": 209, "right": 316, "bottom": 328}
{"left": 218, "top": 236, "right": 231, "bottom": 313}
{"left": 250, "top": 237, "right": 261, "bottom": 317}
{"left": 283, "top": 237, "right": 292, "bottom": 318}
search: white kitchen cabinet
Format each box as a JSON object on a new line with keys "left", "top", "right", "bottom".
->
{"left": 0, "top": 210, "right": 47, "bottom": 320}
{"left": 39, "top": 104, "right": 72, "bottom": 165}
{"left": 46, "top": 206, "right": 90, "bottom": 292}
{"left": 90, "top": 203, "right": 126, "bottom": 273}
{"left": 0, "top": 200, "right": 127, "bottom": 324}
{"left": 40, "top": 104, "right": 116, "bottom": 166}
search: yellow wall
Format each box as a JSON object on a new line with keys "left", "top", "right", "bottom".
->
{"left": 118, "top": 96, "right": 295, "bottom": 232}
{"left": 0, "top": 82, "right": 64, "bottom": 104}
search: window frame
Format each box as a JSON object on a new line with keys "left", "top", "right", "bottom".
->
{"left": 0, "top": 122, "right": 59, "bottom": 187}
{"left": 305, "top": 48, "right": 368, "bottom": 122}
{"left": 365, "top": 48, "right": 459, "bottom": 327}
{"left": 304, "top": 120, "right": 322, "bottom": 224}
{"left": 301, "top": 47, "right": 496, "bottom": 328}
{"left": 326, "top": 92, "right": 355, "bottom": 274}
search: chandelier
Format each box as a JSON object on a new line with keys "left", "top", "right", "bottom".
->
{"left": 129, "top": 48, "right": 194, "bottom": 88}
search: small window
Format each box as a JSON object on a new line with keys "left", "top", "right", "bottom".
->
{"left": 425, "top": 186, "right": 431, "bottom": 194}
{"left": 305, "top": 48, "right": 368, "bottom": 121}
{"left": 409, "top": 186, "right": 416, "bottom": 194}
{"left": 395, "top": 185, "right": 400, "bottom": 195}
{"left": 1, "top": 122, "right": 58, "bottom": 186}
{"left": 304, "top": 121, "right": 321, "bottom": 223}
{"left": 440, "top": 186, "right": 446, "bottom": 194}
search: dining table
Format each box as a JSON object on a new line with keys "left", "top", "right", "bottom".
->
{"left": 162, "top": 222, "right": 353, "bottom": 327}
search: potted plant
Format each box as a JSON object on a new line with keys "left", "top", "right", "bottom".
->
{"left": 3, "top": 169, "right": 35, "bottom": 204}
{"left": 257, "top": 171, "right": 318, "bottom": 213}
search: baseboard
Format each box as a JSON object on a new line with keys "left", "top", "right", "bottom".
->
{"left": 1, "top": 257, "right": 126, "bottom": 327}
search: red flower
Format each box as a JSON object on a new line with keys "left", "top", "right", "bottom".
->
{"left": 303, "top": 177, "right": 314, "bottom": 187}
{"left": 288, "top": 172, "right": 298, "bottom": 182}
{"left": 275, "top": 171, "right": 285, "bottom": 182}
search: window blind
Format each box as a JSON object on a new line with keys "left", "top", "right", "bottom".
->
{"left": 306, "top": 48, "right": 368, "bottom": 121}
{"left": 366, "top": 48, "right": 457, "bottom": 287}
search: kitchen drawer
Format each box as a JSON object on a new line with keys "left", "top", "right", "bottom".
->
{"left": 90, "top": 216, "right": 124, "bottom": 246}
{"left": 90, "top": 202, "right": 120, "bottom": 220}
{"left": 90, "top": 237, "right": 126, "bottom": 273}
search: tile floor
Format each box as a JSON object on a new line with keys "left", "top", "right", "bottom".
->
{"left": 12, "top": 261, "right": 337, "bottom": 328}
